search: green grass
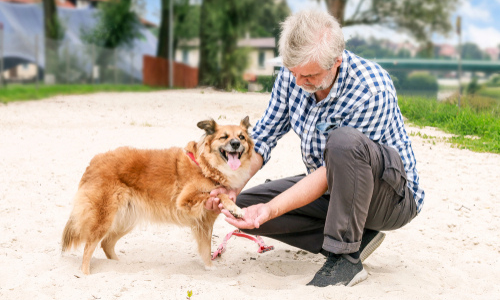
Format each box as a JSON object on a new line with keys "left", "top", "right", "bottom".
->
{"left": 399, "top": 95, "right": 500, "bottom": 153}
{"left": 0, "top": 84, "right": 168, "bottom": 103}
{"left": 1, "top": 83, "right": 499, "bottom": 154}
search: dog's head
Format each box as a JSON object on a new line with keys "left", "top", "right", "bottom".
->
{"left": 195, "top": 116, "right": 254, "bottom": 175}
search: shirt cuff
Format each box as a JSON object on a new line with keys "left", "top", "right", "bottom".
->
{"left": 253, "top": 141, "right": 271, "bottom": 167}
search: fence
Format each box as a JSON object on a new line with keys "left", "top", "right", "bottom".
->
{"left": 143, "top": 55, "right": 198, "bottom": 88}
{"left": 0, "top": 27, "right": 144, "bottom": 86}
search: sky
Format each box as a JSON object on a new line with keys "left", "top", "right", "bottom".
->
{"left": 142, "top": 0, "right": 500, "bottom": 50}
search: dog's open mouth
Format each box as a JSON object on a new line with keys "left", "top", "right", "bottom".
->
{"left": 220, "top": 149, "right": 243, "bottom": 170}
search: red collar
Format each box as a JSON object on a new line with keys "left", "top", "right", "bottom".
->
{"left": 187, "top": 152, "right": 200, "bottom": 167}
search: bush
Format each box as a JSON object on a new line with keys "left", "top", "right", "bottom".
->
{"left": 256, "top": 75, "right": 274, "bottom": 92}
{"left": 485, "top": 75, "right": 500, "bottom": 87}
{"left": 467, "top": 78, "right": 481, "bottom": 96}
{"left": 404, "top": 72, "right": 438, "bottom": 91}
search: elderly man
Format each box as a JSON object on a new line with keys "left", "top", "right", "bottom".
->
{"left": 206, "top": 10, "right": 424, "bottom": 287}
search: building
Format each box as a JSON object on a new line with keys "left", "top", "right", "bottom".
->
{"left": 176, "top": 37, "right": 276, "bottom": 80}
{"left": 484, "top": 47, "right": 499, "bottom": 61}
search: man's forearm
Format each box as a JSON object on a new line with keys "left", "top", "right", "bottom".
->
{"left": 267, "top": 167, "right": 328, "bottom": 219}
{"left": 235, "top": 151, "right": 263, "bottom": 194}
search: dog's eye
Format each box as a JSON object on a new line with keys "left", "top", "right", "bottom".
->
{"left": 239, "top": 135, "right": 245, "bottom": 140}
{"left": 220, "top": 135, "right": 228, "bottom": 140}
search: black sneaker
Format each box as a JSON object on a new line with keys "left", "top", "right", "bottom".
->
{"left": 359, "top": 229, "right": 386, "bottom": 262}
{"left": 307, "top": 253, "right": 368, "bottom": 287}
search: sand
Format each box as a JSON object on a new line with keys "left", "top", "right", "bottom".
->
{"left": 0, "top": 88, "right": 499, "bottom": 299}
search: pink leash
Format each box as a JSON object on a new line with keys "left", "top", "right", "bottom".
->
{"left": 212, "top": 229, "right": 274, "bottom": 260}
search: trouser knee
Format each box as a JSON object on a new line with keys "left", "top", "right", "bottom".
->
{"left": 324, "top": 127, "right": 369, "bottom": 165}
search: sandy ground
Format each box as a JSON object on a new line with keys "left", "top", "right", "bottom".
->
{"left": 0, "top": 89, "right": 499, "bottom": 300}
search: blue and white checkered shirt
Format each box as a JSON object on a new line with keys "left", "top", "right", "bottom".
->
{"left": 252, "top": 50, "right": 424, "bottom": 213}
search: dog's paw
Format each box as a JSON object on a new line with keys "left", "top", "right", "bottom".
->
{"left": 229, "top": 208, "right": 245, "bottom": 219}
{"left": 205, "top": 264, "right": 217, "bottom": 271}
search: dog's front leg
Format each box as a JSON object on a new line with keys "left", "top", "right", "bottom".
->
{"left": 218, "top": 194, "right": 245, "bottom": 218}
{"left": 191, "top": 223, "right": 216, "bottom": 270}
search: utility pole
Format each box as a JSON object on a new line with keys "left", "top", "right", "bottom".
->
{"left": 0, "top": 23, "right": 3, "bottom": 87}
{"left": 35, "top": 35, "right": 39, "bottom": 91}
{"left": 168, "top": 0, "right": 174, "bottom": 88}
{"left": 457, "top": 16, "right": 462, "bottom": 109}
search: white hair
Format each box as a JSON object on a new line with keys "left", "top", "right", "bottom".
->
{"left": 278, "top": 10, "right": 345, "bottom": 70}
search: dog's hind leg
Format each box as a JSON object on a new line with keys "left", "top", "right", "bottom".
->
{"left": 81, "top": 239, "right": 100, "bottom": 275}
{"left": 101, "top": 204, "right": 138, "bottom": 260}
{"left": 101, "top": 229, "right": 132, "bottom": 260}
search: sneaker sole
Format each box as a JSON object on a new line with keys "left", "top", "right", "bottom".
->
{"left": 347, "top": 267, "right": 368, "bottom": 287}
{"left": 360, "top": 232, "right": 386, "bottom": 263}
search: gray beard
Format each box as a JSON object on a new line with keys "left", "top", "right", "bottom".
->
{"left": 299, "top": 70, "right": 336, "bottom": 94}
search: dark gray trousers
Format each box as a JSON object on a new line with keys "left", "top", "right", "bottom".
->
{"left": 236, "top": 127, "right": 417, "bottom": 255}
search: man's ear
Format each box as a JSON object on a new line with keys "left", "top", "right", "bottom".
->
{"left": 197, "top": 119, "right": 217, "bottom": 135}
{"left": 240, "top": 116, "right": 251, "bottom": 130}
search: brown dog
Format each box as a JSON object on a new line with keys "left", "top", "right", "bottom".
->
{"left": 62, "top": 117, "right": 253, "bottom": 274}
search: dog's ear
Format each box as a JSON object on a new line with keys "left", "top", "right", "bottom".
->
{"left": 240, "top": 116, "right": 251, "bottom": 130}
{"left": 197, "top": 119, "right": 217, "bottom": 135}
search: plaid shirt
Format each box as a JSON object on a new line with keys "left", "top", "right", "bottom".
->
{"left": 252, "top": 50, "right": 424, "bottom": 213}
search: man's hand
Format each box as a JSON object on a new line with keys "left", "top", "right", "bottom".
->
{"left": 221, "top": 203, "right": 271, "bottom": 229}
{"left": 205, "top": 187, "right": 239, "bottom": 214}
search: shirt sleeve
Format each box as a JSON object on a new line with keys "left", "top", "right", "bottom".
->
{"left": 340, "top": 89, "right": 396, "bottom": 143}
{"left": 251, "top": 67, "right": 292, "bottom": 166}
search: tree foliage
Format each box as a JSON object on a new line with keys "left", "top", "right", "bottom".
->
{"left": 81, "top": 0, "right": 143, "bottom": 49}
{"left": 324, "top": 0, "right": 460, "bottom": 43}
{"left": 197, "top": 0, "right": 289, "bottom": 89}
{"left": 198, "top": 0, "right": 221, "bottom": 86}
{"left": 43, "top": 0, "right": 64, "bottom": 41}
{"left": 461, "top": 42, "right": 485, "bottom": 60}
{"left": 157, "top": 0, "right": 201, "bottom": 59}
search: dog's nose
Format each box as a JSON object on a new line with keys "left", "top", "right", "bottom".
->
{"left": 230, "top": 139, "right": 240, "bottom": 150}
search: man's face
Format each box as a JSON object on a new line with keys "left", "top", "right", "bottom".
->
{"left": 289, "top": 58, "right": 342, "bottom": 94}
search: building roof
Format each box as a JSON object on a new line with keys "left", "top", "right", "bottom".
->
{"left": 178, "top": 37, "right": 276, "bottom": 49}
{"left": 0, "top": 0, "right": 75, "bottom": 7}
{"left": 237, "top": 37, "right": 275, "bottom": 48}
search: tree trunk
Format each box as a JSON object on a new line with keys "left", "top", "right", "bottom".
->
{"left": 326, "top": 0, "right": 347, "bottom": 25}
{"left": 219, "top": 1, "right": 238, "bottom": 90}
{"left": 157, "top": 0, "right": 170, "bottom": 59}
{"left": 198, "top": 0, "right": 220, "bottom": 86}
{"left": 43, "top": 0, "right": 58, "bottom": 39}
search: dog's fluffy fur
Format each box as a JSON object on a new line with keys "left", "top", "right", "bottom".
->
{"left": 62, "top": 117, "right": 253, "bottom": 274}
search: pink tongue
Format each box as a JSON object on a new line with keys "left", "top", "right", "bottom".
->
{"left": 227, "top": 153, "right": 241, "bottom": 170}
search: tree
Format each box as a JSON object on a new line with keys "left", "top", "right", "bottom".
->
{"left": 81, "top": 0, "right": 143, "bottom": 81}
{"left": 43, "top": 0, "right": 65, "bottom": 81}
{"left": 157, "top": 0, "right": 201, "bottom": 59}
{"left": 157, "top": 0, "right": 170, "bottom": 59}
{"left": 323, "top": 0, "right": 460, "bottom": 43}
{"left": 198, "top": 0, "right": 221, "bottom": 86}
{"left": 461, "top": 42, "right": 484, "bottom": 60}
{"left": 218, "top": 0, "right": 256, "bottom": 90}
{"left": 43, "top": 0, "right": 64, "bottom": 41}
{"left": 247, "top": 0, "right": 290, "bottom": 55}
{"left": 82, "top": 0, "right": 142, "bottom": 49}
{"left": 198, "top": 0, "right": 290, "bottom": 89}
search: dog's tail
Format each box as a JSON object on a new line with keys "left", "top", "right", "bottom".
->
{"left": 61, "top": 217, "right": 82, "bottom": 252}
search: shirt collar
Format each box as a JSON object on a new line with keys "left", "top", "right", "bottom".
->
{"left": 328, "top": 50, "right": 348, "bottom": 101}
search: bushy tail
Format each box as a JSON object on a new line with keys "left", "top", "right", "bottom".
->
{"left": 61, "top": 217, "right": 81, "bottom": 252}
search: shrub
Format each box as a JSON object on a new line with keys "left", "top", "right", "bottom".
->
{"left": 256, "top": 75, "right": 274, "bottom": 92}
{"left": 466, "top": 78, "right": 481, "bottom": 96}
{"left": 404, "top": 72, "right": 438, "bottom": 91}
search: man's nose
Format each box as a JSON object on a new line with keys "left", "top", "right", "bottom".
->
{"left": 295, "top": 75, "right": 308, "bottom": 86}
